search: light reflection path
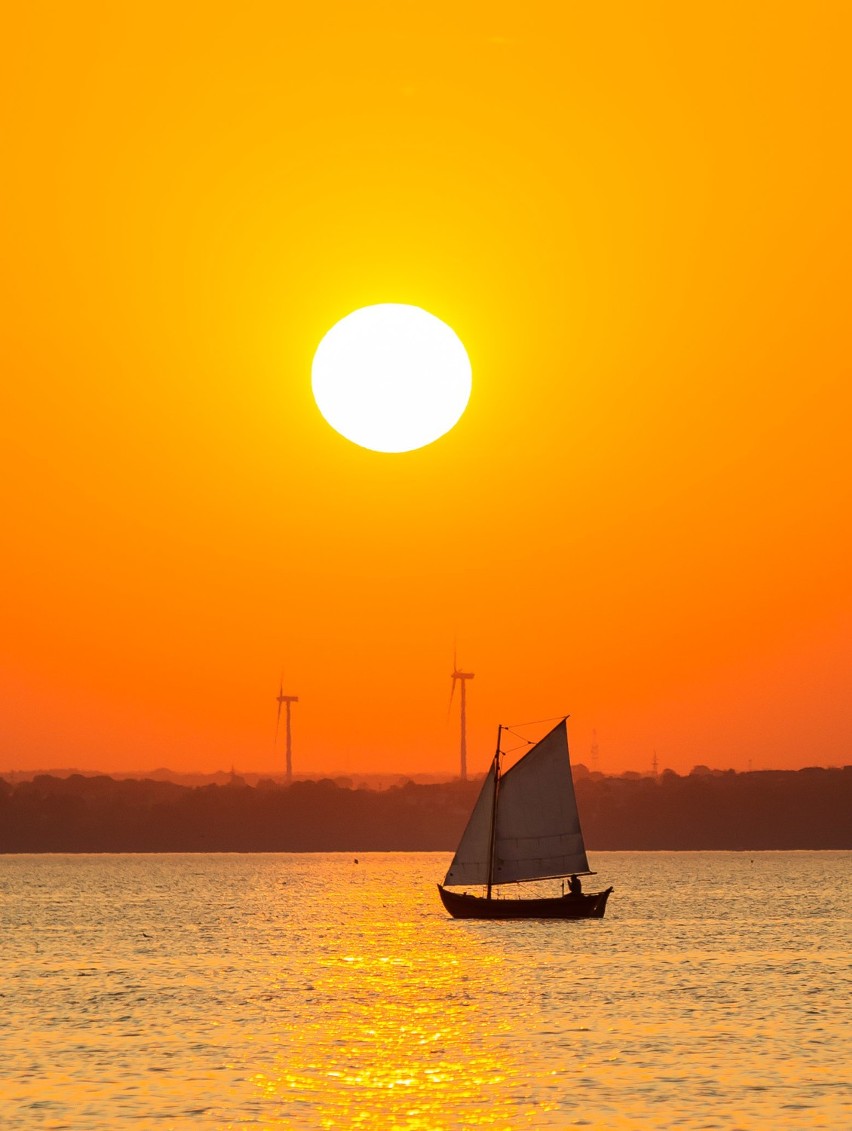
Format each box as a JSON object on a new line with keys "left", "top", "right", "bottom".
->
{"left": 242, "top": 909, "right": 556, "bottom": 1129}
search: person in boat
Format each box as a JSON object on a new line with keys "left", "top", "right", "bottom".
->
{"left": 568, "top": 874, "right": 582, "bottom": 896}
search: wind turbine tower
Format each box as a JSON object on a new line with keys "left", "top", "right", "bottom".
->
{"left": 275, "top": 679, "right": 299, "bottom": 784}
{"left": 450, "top": 659, "right": 474, "bottom": 780}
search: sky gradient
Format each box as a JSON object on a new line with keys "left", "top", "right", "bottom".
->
{"left": 2, "top": 3, "right": 850, "bottom": 777}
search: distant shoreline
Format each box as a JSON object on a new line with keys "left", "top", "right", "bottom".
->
{"left": 2, "top": 767, "right": 849, "bottom": 853}
{"left": 1, "top": 763, "right": 846, "bottom": 787}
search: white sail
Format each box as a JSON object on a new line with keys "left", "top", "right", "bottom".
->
{"left": 442, "top": 764, "right": 496, "bottom": 886}
{"left": 492, "top": 720, "right": 590, "bottom": 883}
{"left": 443, "top": 719, "right": 590, "bottom": 888}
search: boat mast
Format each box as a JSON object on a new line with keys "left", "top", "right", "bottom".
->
{"left": 486, "top": 724, "right": 502, "bottom": 900}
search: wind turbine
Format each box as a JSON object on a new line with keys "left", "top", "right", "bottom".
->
{"left": 275, "top": 678, "right": 299, "bottom": 784}
{"left": 449, "top": 654, "right": 474, "bottom": 780}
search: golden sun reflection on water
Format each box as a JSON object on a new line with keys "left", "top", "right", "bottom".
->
{"left": 249, "top": 927, "right": 537, "bottom": 1130}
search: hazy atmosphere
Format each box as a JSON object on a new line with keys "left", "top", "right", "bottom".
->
{"left": 2, "top": 3, "right": 850, "bottom": 779}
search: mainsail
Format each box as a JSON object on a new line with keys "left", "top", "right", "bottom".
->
{"left": 443, "top": 719, "right": 591, "bottom": 888}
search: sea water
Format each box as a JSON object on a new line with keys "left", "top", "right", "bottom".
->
{"left": 1, "top": 852, "right": 849, "bottom": 1130}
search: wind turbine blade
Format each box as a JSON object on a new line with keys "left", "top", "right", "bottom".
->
{"left": 274, "top": 678, "right": 284, "bottom": 746}
{"left": 448, "top": 675, "right": 457, "bottom": 716}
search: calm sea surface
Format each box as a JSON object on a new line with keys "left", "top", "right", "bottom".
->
{"left": 1, "top": 852, "right": 849, "bottom": 1130}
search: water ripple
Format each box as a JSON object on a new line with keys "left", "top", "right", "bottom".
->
{"left": 1, "top": 851, "right": 849, "bottom": 1130}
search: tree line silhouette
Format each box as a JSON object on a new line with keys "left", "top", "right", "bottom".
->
{"left": 0, "top": 766, "right": 848, "bottom": 853}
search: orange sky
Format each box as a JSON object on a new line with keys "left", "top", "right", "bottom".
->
{"left": 2, "top": 3, "right": 850, "bottom": 777}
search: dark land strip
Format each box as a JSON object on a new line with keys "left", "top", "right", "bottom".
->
{"left": 1, "top": 767, "right": 849, "bottom": 852}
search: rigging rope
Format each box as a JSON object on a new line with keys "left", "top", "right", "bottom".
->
{"left": 503, "top": 713, "right": 570, "bottom": 730}
{"left": 499, "top": 739, "right": 532, "bottom": 757}
{"left": 499, "top": 715, "right": 571, "bottom": 758}
{"left": 501, "top": 729, "right": 535, "bottom": 748}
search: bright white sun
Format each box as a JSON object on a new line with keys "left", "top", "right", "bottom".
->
{"left": 311, "top": 304, "right": 472, "bottom": 453}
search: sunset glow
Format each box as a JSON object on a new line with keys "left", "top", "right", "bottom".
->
{"left": 1, "top": 3, "right": 849, "bottom": 779}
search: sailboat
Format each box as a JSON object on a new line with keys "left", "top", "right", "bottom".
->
{"left": 438, "top": 718, "right": 613, "bottom": 919}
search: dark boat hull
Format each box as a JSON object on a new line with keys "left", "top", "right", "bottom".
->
{"left": 437, "top": 884, "right": 613, "bottom": 920}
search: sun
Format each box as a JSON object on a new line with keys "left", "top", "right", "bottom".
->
{"left": 311, "top": 304, "right": 472, "bottom": 453}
